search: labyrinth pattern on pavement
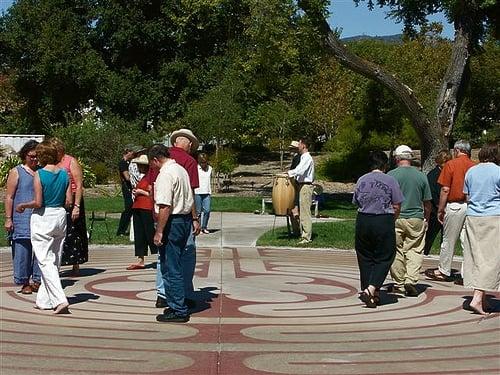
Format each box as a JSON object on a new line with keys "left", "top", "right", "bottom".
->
{"left": 1, "top": 246, "right": 499, "bottom": 375}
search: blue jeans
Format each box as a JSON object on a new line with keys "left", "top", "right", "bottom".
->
{"left": 195, "top": 194, "right": 211, "bottom": 230}
{"left": 156, "top": 228, "right": 196, "bottom": 299}
{"left": 11, "top": 238, "right": 41, "bottom": 285}
{"left": 157, "top": 215, "right": 193, "bottom": 316}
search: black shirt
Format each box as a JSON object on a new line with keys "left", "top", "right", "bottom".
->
{"left": 426, "top": 166, "right": 442, "bottom": 209}
{"left": 118, "top": 159, "right": 131, "bottom": 188}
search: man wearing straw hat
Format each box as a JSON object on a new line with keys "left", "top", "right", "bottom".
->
{"left": 155, "top": 129, "right": 200, "bottom": 310}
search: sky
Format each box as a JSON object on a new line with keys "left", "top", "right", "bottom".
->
{"left": 0, "top": 0, "right": 454, "bottom": 39}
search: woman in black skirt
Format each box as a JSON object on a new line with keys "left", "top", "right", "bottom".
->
{"left": 50, "top": 138, "right": 88, "bottom": 275}
{"left": 352, "top": 151, "right": 403, "bottom": 308}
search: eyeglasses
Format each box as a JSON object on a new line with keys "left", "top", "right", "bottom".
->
{"left": 27, "top": 154, "right": 37, "bottom": 159}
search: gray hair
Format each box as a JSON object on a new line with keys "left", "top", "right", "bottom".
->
{"left": 453, "top": 140, "right": 471, "bottom": 155}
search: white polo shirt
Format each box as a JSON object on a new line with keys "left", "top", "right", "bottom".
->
{"left": 154, "top": 159, "right": 193, "bottom": 215}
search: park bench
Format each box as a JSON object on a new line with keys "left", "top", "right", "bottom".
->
{"left": 88, "top": 211, "right": 110, "bottom": 242}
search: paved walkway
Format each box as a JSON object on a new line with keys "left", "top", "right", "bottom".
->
{"left": 1, "top": 214, "right": 499, "bottom": 374}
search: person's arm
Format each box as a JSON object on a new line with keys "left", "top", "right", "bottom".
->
{"left": 70, "top": 157, "right": 83, "bottom": 220}
{"left": 16, "top": 173, "right": 42, "bottom": 212}
{"left": 122, "top": 170, "right": 131, "bottom": 182}
{"left": 191, "top": 189, "right": 201, "bottom": 235}
{"left": 4, "top": 168, "right": 19, "bottom": 232}
{"left": 153, "top": 204, "right": 171, "bottom": 246}
{"left": 437, "top": 186, "right": 450, "bottom": 224}
{"left": 65, "top": 179, "right": 73, "bottom": 211}
{"left": 392, "top": 203, "right": 401, "bottom": 219}
{"left": 423, "top": 200, "right": 432, "bottom": 223}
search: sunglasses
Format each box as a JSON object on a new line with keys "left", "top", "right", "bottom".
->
{"left": 27, "top": 154, "right": 37, "bottom": 159}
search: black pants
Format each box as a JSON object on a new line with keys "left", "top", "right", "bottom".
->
{"left": 355, "top": 213, "right": 396, "bottom": 290}
{"left": 423, "top": 210, "right": 442, "bottom": 255}
{"left": 117, "top": 183, "right": 133, "bottom": 235}
{"left": 132, "top": 208, "right": 157, "bottom": 257}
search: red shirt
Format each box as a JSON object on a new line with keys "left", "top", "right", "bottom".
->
{"left": 437, "top": 155, "right": 476, "bottom": 202}
{"left": 132, "top": 177, "right": 153, "bottom": 210}
{"left": 169, "top": 147, "right": 199, "bottom": 189}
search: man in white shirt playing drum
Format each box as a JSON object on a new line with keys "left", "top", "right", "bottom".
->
{"left": 288, "top": 138, "right": 315, "bottom": 244}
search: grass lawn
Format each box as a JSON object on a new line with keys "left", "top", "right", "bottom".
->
{"left": 83, "top": 195, "right": 358, "bottom": 217}
{"left": 257, "top": 220, "right": 462, "bottom": 256}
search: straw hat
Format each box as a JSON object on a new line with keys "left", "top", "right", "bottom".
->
{"left": 170, "top": 129, "right": 199, "bottom": 152}
{"left": 131, "top": 154, "right": 149, "bottom": 165}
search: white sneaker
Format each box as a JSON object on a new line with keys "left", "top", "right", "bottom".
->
{"left": 298, "top": 239, "right": 312, "bottom": 245}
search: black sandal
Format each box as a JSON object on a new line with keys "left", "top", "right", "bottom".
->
{"left": 360, "top": 289, "right": 377, "bottom": 308}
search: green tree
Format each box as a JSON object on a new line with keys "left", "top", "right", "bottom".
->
{"left": 299, "top": 0, "right": 498, "bottom": 170}
{"left": 1, "top": 0, "right": 106, "bottom": 131}
{"left": 248, "top": 98, "right": 302, "bottom": 169}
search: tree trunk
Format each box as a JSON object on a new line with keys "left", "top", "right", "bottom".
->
{"left": 299, "top": 1, "right": 473, "bottom": 172}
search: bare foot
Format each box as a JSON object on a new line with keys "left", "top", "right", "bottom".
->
{"left": 53, "top": 303, "right": 70, "bottom": 314}
{"left": 71, "top": 264, "right": 80, "bottom": 277}
{"left": 469, "top": 301, "right": 490, "bottom": 316}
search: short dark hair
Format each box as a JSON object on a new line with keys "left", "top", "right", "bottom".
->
{"left": 18, "top": 140, "right": 39, "bottom": 160}
{"left": 36, "top": 141, "right": 59, "bottom": 166}
{"left": 298, "top": 137, "right": 310, "bottom": 148}
{"left": 147, "top": 144, "right": 170, "bottom": 161}
{"left": 368, "top": 150, "right": 388, "bottom": 171}
{"left": 478, "top": 143, "right": 499, "bottom": 164}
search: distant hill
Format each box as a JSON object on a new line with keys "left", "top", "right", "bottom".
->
{"left": 341, "top": 34, "right": 403, "bottom": 43}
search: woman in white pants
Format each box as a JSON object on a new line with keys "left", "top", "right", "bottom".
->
{"left": 16, "top": 141, "right": 72, "bottom": 314}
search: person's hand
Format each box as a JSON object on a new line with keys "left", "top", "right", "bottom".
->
{"left": 71, "top": 206, "right": 80, "bottom": 221}
{"left": 154, "top": 231, "right": 163, "bottom": 246}
{"left": 15, "top": 204, "right": 25, "bottom": 213}
{"left": 437, "top": 210, "right": 445, "bottom": 224}
{"left": 4, "top": 218, "right": 13, "bottom": 233}
{"left": 192, "top": 219, "right": 201, "bottom": 236}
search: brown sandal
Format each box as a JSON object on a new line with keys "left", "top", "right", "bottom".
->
{"left": 425, "top": 269, "right": 452, "bottom": 282}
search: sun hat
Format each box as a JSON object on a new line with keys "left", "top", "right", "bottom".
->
{"left": 289, "top": 141, "right": 300, "bottom": 149}
{"left": 131, "top": 154, "right": 149, "bottom": 165}
{"left": 169, "top": 129, "right": 199, "bottom": 152}
{"left": 394, "top": 145, "right": 414, "bottom": 159}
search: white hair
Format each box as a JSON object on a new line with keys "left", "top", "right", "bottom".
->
{"left": 454, "top": 140, "right": 471, "bottom": 155}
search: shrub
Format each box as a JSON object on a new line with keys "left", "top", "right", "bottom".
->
{"left": 0, "top": 155, "right": 21, "bottom": 187}
{"left": 90, "top": 161, "right": 110, "bottom": 184}
{"left": 78, "top": 158, "right": 97, "bottom": 188}
{"left": 211, "top": 149, "right": 238, "bottom": 176}
{"left": 51, "top": 114, "right": 158, "bottom": 172}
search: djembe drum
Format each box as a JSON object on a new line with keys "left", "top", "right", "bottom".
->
{"left": 272, "top": 174, "right": 296, "bottom": 216}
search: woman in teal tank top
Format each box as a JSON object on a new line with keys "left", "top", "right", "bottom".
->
{"left": 16, "top": 141, "right": 72, "bottom": 314}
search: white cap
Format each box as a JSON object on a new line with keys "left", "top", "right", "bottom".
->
{"left": 394, "top": 145, "right": 413, "bottom": 159}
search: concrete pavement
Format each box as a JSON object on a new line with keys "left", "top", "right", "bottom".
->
{"left": 1, "top": 212, "right": 499, "bottom": 374}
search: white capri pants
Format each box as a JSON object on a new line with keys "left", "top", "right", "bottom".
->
{"left": 31, "top": 207, "right": 68, "bottom": 309}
